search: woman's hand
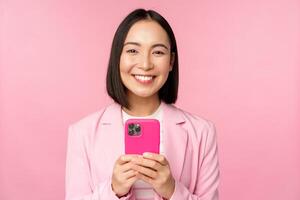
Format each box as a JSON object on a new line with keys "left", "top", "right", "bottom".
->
{"left": 131, "top": 153, "right": 175, "bottom": 199}
{"left": 111, "top": 155, "right": 139, "bottom": 197}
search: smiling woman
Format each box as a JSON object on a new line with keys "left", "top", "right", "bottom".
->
{"left": 120, "top": 20, "right": 175, "bottom": 110}
{"left": 65, "top": 8, "right": 220, "bottom": 200}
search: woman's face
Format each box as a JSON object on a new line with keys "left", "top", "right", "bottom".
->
{"left": 120, "top": 20, "right": 174, "bottom": 100}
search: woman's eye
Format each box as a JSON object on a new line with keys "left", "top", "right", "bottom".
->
{"left": 153, "top": 51, "right": 165, "bottom": 55}
{"left": 126, "top": 49, "right": 138, "bottom": 54}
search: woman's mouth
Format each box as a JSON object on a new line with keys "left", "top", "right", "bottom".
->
{"left": 132, "top": 74, "right": 156, "bottom": 84}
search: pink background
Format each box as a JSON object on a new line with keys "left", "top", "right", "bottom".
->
{"left": 1, "top": 0, "right": 299, "bottom": 199}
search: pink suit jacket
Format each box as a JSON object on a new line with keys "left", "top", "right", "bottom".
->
{"left": 65, "top": 102, "right": 220, "bottom": 200}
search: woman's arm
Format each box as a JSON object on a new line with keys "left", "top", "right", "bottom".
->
{"left": 65, "top": 125, "right": 133, "bottom": 200}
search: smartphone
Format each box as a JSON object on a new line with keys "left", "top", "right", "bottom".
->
{"left": 125, "top": 119, "right": 160, "bottom": 155}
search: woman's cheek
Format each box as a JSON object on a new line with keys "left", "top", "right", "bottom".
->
{"left": 156, "top": 56, "right": 171, "bottom": 71}
{"left": 120, "top": 56, "right": 136, "bottom": 71}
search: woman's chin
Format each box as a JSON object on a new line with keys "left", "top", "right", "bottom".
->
{"left": 129, "top": 90, "right": 157, "bottom": 99}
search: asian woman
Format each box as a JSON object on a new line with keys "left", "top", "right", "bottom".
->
{"left": 65, "top": 8, "right": 220, "bottom": 200}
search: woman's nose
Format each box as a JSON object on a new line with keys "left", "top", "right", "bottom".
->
{"left": 139, "top": 54, "right": 154, "bottom": 71}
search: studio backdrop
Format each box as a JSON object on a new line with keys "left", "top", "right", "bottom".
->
{"left": 1, "top": 0, "right": 299, "bottom": 199}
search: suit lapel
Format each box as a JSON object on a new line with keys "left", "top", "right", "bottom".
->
{"left": 161, "top": 102, "right": 188, "bottom": 181}
{"left": 97, "top": 103, "right": 124, "bottom": 167}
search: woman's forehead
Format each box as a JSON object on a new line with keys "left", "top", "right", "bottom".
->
{"left": 124, "top": 20, "right": 170, "bottom": 46}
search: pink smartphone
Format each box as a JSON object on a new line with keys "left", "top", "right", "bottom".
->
{"left": 125, "top": 119, "right": 160, "bottom": 155}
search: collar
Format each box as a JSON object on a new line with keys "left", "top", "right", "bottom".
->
{"left": 101, "top": 101, "right": 186, "bottom": 125}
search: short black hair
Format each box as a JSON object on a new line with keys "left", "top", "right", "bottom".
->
{"left": 106, "top": 8, "right": 179, "bottom": 109}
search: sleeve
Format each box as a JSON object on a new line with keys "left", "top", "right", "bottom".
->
{"left": 169, "top": 121, "right": 220, "bottom": 200}
{"left": 65, "top": 124, "right": 133, "bottom": 200}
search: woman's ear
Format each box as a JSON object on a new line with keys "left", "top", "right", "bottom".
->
{"left": 169, "top": 52, "right": 175, "bottom": 71}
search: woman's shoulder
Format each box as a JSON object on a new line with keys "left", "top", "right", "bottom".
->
{"left": 68, "top": 103, "right": 116, "bottom": 131}
{"left": 166, "top": 104, "right": 216, "bottom": 139}
{"left": 169, "top": 104, "right": 214, "bottom": 127}
{"left": 169, "top": 104, "right": 217, "bottom": 141}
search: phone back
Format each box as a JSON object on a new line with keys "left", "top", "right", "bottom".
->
{"left": 125, "top": 119, "right": 160, "bottom": 155}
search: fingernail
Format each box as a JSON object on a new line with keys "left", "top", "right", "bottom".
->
{"left": 143, "top": 152, "right": 151, "bottom": 157}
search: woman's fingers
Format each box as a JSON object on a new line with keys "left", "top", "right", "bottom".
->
{"left": 136, "top": 172, "right": 154, "bottom": 185}
{"left": 119, "top": 161, "right": 134, "bottom": 172}
{"left": 117, "top": 155, "right": 138, "bottom": 165}
{"left": 118, "top": 155, "right": 142, "bottom": 174}
{"left": 126, "top": 174, "right": 139, "bottom": 186}
{"left": 142, "top": 153, "right": 169, "bottom": 165}
{"left": 132, "top": 155, "right": 161, "bottom": 170}
{"left": 111, "top": 155, "right": 140, "bottom": 197}
{"left": 132, "top": 164, "right": 158, "bottom": 179}
{"left": 115, "top": 154, "right": 175, "bottom": 199}
{"left": 123, "top": 169, "right": 139, "bottom": 179}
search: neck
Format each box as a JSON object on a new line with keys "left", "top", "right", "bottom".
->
{"left": 122, "top": 93, "right": 161, "bottom": 117}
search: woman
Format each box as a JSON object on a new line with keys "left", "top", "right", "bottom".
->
{"left": 66, "top": 8, "right": 220, "bottom": 200}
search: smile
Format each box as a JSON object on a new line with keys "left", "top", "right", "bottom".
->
{"left": 132, "top": 74, "right": 155, "bottom": 84}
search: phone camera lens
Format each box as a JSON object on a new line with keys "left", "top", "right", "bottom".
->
{"left": 128, "top": 123, "right": 135, "bottom": 136}
{"left": 129, "top": 123, "right": 135, "bottom": 130}
{"left": 135, "top": 124, "right": 141, "bottom": 133}
{"left": 127, "top": 123, "right": 141, "bottom": 136}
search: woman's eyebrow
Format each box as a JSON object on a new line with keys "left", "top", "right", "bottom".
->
{"left": 123, "top": 42, "right": 169, "bottom": 50}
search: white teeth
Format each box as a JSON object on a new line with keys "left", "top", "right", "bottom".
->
{"left": 134, "top": 75, "right": 153, "bottom": 81}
